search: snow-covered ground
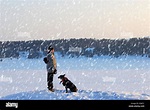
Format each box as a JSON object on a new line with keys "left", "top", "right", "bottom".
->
{"left": 0, "top": 55, "right": 150, "bottom": 100}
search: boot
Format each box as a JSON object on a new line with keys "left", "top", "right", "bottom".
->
{"left": 47, "top": 87, "right": 54, "bottom": 92}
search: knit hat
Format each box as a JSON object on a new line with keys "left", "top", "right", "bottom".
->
{"left": 48, "top": 45, "right": 54, "bottom": 51}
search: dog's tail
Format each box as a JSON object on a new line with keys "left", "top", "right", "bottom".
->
{"left": 75, "top": 88, "right": 78, "bottom": 92}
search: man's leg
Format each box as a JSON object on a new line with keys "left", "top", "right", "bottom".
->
{"left": 47, "top": 72, "right": 54, "bottom": 91}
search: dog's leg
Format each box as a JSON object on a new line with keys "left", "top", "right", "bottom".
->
{"left": 65, "top": 86, "right": 68, "bottom": 93}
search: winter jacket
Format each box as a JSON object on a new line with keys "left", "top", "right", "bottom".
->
{"left": 46, "top": 52, "right": 57, "bottom": 73}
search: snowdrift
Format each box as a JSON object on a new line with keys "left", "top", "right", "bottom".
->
{"left": 1, "top": 89, "right": 150, "bottom": 100}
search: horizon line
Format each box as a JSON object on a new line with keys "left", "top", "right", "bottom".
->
{"left": 0, "top": 36, "right": 150, "bottom": 42}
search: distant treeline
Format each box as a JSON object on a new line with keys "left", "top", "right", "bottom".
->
{"left": 0, "top": 37, "right": 150, "bottom": 58}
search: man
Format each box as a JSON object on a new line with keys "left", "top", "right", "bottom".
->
{"left": 43, "top": 45, "right": 57, "bottom": 92}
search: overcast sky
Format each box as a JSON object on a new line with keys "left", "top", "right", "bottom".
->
{"left": 0, "top": 0, "right": 150, "bottom": 41}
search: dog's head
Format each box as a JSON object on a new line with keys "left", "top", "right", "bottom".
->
{"left": 58, "top": 74, "right": 65, "bottom": 79}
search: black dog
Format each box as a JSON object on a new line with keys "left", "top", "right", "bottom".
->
{"left": 58, "top": 74, "right": 78, "bottom": 93}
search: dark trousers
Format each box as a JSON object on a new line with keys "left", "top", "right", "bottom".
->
{"left": 47, "top": 72, "right": 54, "bottom": 90}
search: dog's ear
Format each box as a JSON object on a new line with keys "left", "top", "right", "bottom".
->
{"left": 62, "top": 74, "right": 65, "bottom": 78}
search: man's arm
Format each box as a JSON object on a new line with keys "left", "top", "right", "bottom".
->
{"left": 43, "top": 57, "right": 48, "bottom": 64}
{"left": 51, "top": 54, "right": 57, "bottom": 69}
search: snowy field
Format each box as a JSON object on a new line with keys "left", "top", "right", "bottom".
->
{"left": 0, "top": 55, "right": 150, "bottom": 100}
